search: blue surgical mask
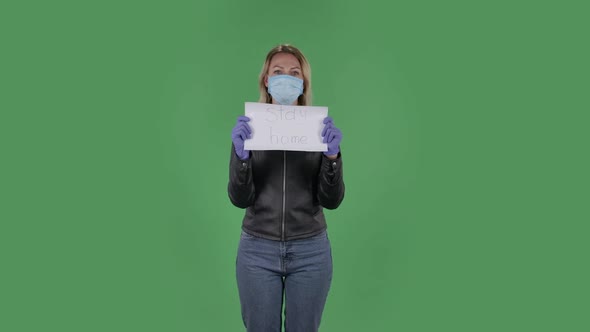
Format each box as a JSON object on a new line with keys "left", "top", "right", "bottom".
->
{"left": 267, "top": 75, "right": 304, "bottom": 105}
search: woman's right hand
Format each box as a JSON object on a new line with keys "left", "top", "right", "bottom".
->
{"left": 231, "top": 116, "right": 252, "bottom": 160}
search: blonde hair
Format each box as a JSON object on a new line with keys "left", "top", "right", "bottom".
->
{"left": 258, "top": 44, "right": 312, "bottom": 106}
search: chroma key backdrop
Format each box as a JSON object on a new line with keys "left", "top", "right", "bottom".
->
{"left": 1, "top": 0, "right": 588, "bottom": 331}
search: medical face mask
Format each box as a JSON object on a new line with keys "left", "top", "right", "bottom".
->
{"left": 267, "top": 75, "right": 304, "bottom": 105}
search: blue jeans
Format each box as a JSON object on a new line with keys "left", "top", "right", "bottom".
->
{"left": 236, "top": 230, "right": 333, "bottom": 332}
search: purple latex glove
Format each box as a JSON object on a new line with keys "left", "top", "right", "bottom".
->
{"left": 321, "top": 116, "right": 342, "bottom": 156}
{"left": 231, "top": 116, "right": 251, "bottom": 160}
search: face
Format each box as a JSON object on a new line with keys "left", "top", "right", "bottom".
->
{"left": 264, "top": 52, "right": 303, "bottom": 88}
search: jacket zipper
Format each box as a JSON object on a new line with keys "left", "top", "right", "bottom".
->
{"left": 281, "top": 151, "right": 286, "bottom": 241}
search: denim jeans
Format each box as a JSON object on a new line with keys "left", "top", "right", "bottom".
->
{"left": 236, "top": 230, "right": 333, "bottom": 332}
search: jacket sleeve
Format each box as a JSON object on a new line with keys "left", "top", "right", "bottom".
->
{"left": 228, "top": 144, "right": 255, "bottom": 208}
{"left": 317, "top": 151, "right": 345, "bottom": 209}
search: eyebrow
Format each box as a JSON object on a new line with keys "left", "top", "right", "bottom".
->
{"left": 272, "top": 65, "right": 301, "bottom": 70}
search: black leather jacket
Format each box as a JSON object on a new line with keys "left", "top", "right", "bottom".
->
{"left": 228, "top": 144, "right": 345, "bottom": 241}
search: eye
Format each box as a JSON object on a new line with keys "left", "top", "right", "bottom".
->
{"left": 291, "top": 71, "right": 300, "bottom": 76}
{"left": 273, "top": 70, "right": 282, "bottom": 74}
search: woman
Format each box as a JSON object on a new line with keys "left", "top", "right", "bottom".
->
{"left": 228, "top": 44, "right": 345, "bottom": 332}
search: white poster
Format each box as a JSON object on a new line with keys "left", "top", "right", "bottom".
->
{"left": 243, "top": 102, "right": 328, "bottom": 152}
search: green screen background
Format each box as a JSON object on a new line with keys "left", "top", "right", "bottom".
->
{"left": 2, "top": 0, "right": 588, "bottom": 331}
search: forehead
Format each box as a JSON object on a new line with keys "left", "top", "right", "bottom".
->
{"left": 269, "top": 52, "right": 300, "bottom": 68}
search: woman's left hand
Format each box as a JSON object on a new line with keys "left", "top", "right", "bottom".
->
{"left": 321, "top": 116, "right": 342, "bottom": 157}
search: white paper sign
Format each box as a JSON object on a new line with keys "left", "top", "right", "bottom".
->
{"left": 244, "top": 102, "right": 328, "bottom": 152}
